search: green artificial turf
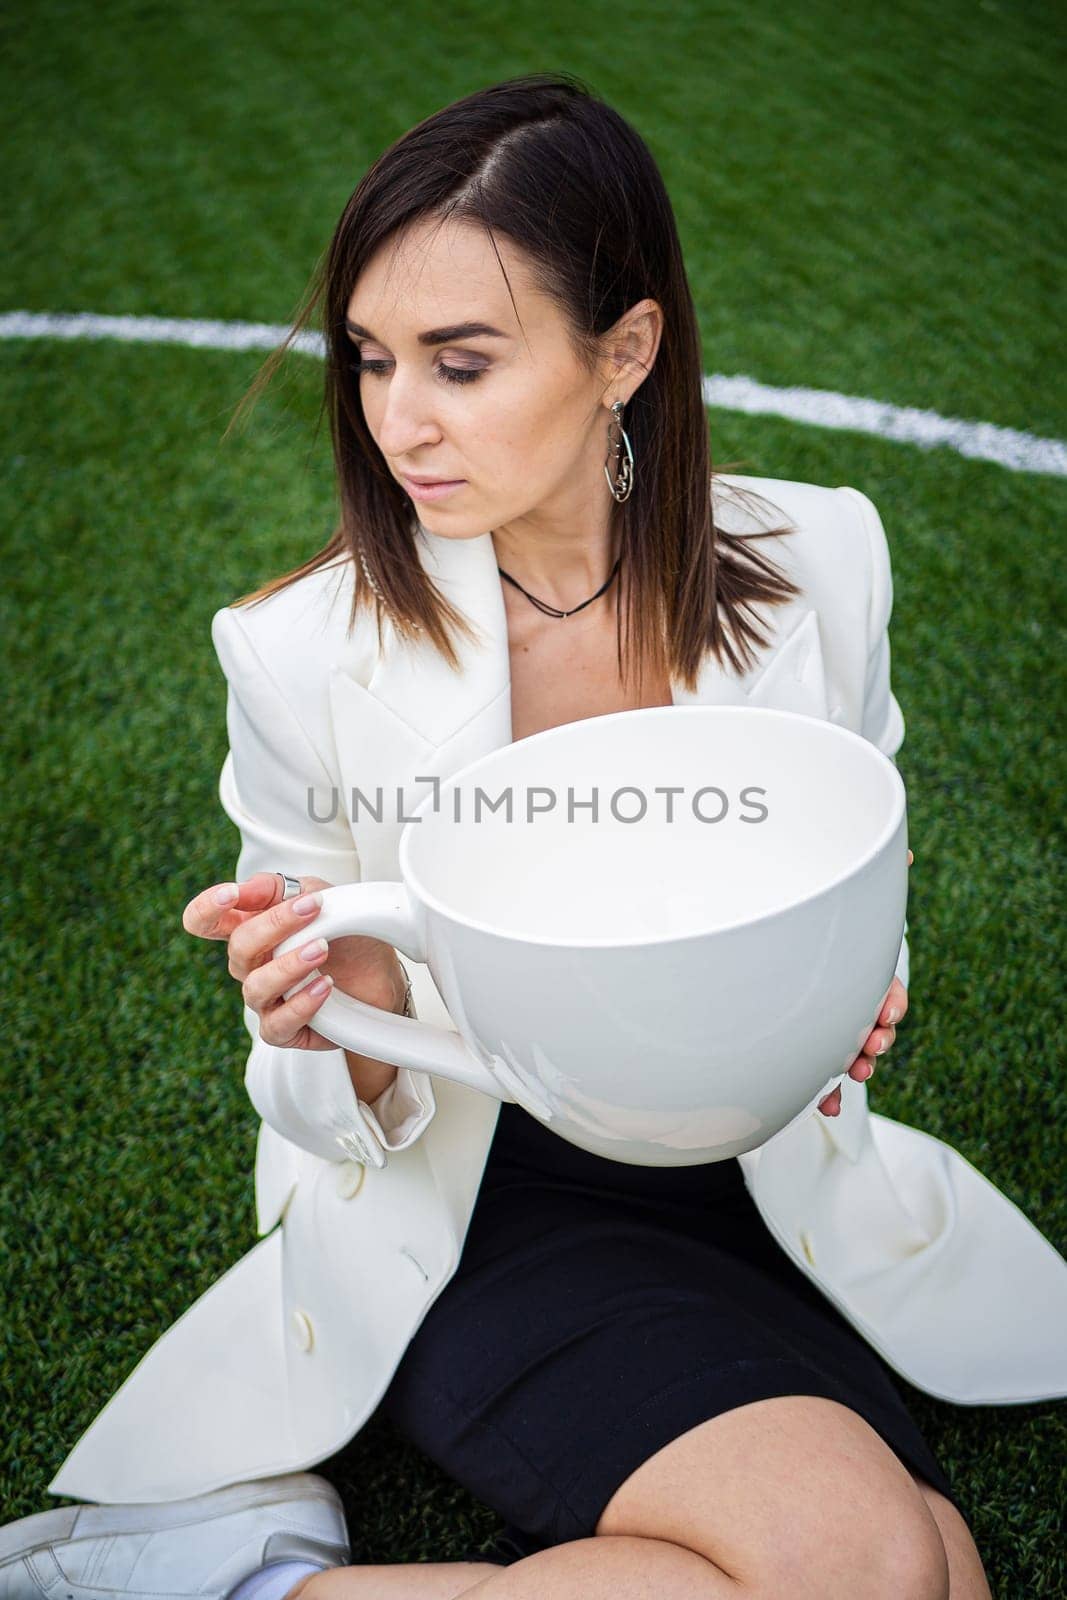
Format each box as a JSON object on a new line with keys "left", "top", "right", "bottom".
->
{"left": 1, "top": 1, "right": 1064, "bottom": 1592}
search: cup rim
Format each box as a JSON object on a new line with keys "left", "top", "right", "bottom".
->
{"left": 398, "top": 705, "right": 907, "bottom": 949}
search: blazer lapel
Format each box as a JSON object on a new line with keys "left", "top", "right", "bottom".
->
{"left": 327, "top": 525, "right": 512, "bottom": 883}
{"left": 674, "top": 601, "right": 833, "bottom": 721}
{"left": 328, "top": 521, "right": 836, "bottom": 882}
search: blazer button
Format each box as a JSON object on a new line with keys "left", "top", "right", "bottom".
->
{"left": 335, "top": 1160, "right": 365, "bottom": 1199}
{"left": 291, "top": 1309, "right": 315, "bottom": 1353}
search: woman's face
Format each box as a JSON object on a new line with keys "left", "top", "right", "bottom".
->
{"left": 345, "top": 216, "right": 660, "bottom": 546}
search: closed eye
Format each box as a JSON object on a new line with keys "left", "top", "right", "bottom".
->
{"left": 349, "top": 358, "right": 483, "bottom": 387}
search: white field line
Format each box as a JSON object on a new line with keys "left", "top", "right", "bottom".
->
{"left": 2, "top": 309, "right": 1064, "bottom": 478}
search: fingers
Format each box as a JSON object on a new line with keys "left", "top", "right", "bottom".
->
{"left": 819, "top": 1047, "right": 881, "bottom": 1114}
{"left": 818, "top": 936, "right": 911, "bottom": 1118}
{"left": 828, "top": 1007, "right": 904, "bottom": 1112}
{"left": 182, "top": 871, "right": 297, "bottom": 942}
{"left": 241, "top": 930, "right": 334, "bottom": 1026}
{"left": 818, "top": 1084, "right": 842, "bottom": 1116}
{"left": 821, "top": 1021, "right": 903, "bottom": 1113}
{"left": 864, "top": 1022, "right": 897, "bottom": 1056}
{"left": 226, "top": 876, "right": 327, "bottom": 974}
{"left": 255, "top": 967, "right": 338, "bottom": 1050}
{"left": 879, "top": 975, "right": 908, "bottom": 1028}
{"left": 181, "top": 871, "right": 341, "bottom": 1048}
{"left": 849, "top": 1012, "right": 900, "bottom": 1090}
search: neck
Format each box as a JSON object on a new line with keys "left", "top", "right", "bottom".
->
{"left": 491, "top": 526, "right": 621, "bottom": 613}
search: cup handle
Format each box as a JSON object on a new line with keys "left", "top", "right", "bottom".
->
{"left": 272, "top": 882, "right": 508, "bottom": 1100}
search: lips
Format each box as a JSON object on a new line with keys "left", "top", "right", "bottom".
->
{"left": 400, "top": 474, "right": 466, "bottom": 503}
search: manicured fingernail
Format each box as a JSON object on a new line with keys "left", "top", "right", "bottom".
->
{"left": 300, "top": 938, "right": 328, "bottom": 963}
{"left": 214, "top": 883, "right": 238, "bottom": 905}
{"left": 885, "top": 1006, "right": 901, "bottom": 1024}
{"left": 308, "top": 974, "right": 333, "bottom": 997}
{"left": 293, "top": 892, "right": 322, "bottom": 915}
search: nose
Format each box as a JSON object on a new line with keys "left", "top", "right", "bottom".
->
{"left": 373, "top": 374, "right": 443, "bottom": 460}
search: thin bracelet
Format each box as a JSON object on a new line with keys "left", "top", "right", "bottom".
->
{"left": 395, "top": 957, "right": 416, "bottom": 1018}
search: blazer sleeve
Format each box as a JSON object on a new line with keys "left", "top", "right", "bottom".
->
{"left": 209, "top": 604, "right": 437, "bottom": 1168}
{"left": 837, "top": 485, "right": 910, "bottom": 993}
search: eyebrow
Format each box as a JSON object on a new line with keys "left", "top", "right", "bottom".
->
{"left": 344, "top": 318, "right": 509, "bottom": 347}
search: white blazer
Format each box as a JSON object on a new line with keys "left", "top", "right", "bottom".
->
{"left": 49, "top": 475, "right": 1067, "bottom": 1505}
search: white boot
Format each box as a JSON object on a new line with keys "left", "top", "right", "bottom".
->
{"left": 0, "top": 1473, "right": 349, "bottom": 1599}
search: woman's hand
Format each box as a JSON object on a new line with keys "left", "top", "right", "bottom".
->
{"left": 817, "top": 848, "right": 913, "bottom": 1118}
{"left": 181, "top": 871, "right": 407, "bottom": 1052}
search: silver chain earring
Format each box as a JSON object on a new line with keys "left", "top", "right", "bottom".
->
{"left": 604, "top": 398, "right": 635, "bottom": 503}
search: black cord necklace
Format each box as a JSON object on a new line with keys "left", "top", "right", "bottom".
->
{"left": 497, "top": 555, "right": 622, "bottom": 619}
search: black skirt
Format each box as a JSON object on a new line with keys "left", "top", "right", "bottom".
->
{"left": 378, "top": 1097, "right": 962, "bottom": 1566}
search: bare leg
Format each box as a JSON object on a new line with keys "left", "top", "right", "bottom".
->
{"left": 284, "top": 1564, "right": 504, "bottom": 1600}
{"left": 290, "top": 1535, "right": 740, "bottom": 1598}
{"left": 455, "top": 1535, "right": 738, "bottom": 1596}
{"left": 284, "top": 1490, "right": 994, "bottom": 1600}
{"left": 910, "top": 1477, "right": 993, "bottom": 1600}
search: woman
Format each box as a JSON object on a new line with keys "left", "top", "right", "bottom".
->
{"left": 11, "top": 69, "right": 1052, "bottom": 1599}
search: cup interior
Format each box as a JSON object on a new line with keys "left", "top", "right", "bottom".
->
{"left": 401, "top": 706, "right": 902, "bottom": 946}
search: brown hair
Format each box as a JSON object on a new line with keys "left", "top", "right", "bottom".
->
{"left": 224, "top": 71, "right": 801, "bottom": 694}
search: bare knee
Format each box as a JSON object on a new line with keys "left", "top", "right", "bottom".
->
{"left": 693, "top": 1502, "right": 949, "bottom": 1600}
{"left": 594, "top": 1396, "right": 951, "bottom": 1600}
{"left": 848, "top": 1520, "right": 949, "bottom": 1600}
{"left": 912, "top": 1476, "right": 992, "bottom": 1600}
{"left": 743, "top": 1473, "right": 950, "bottom": 1600}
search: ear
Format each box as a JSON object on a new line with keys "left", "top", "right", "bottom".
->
{"left": 602, "top": 298, "right": 664, "bottom": 393}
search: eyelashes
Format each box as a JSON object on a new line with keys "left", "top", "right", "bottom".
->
{"left": 349, "top": 358, "right": 483, "bottom": 387}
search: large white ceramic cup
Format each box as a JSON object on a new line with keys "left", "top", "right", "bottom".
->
{"left": 274, "top": 705, "right": 908, "bottom": 1165}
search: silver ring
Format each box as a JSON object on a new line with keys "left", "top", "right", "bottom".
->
{"left": 275, "top": 872, "right": 302, "bottom": 901}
